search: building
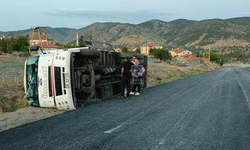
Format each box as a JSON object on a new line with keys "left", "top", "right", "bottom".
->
{"left": 128, "top": 47, "right": 137, "bottom": 52}
{"left": 181, "top": 54, "right": 201, "bottom": 65}
{"left": 169, "top": 48, "right": 192, "bottom": 58}
{"left": 200, "top": 57, "right": 209, "bottom": 63}
{"left": 32, "top": 42, "right": 60, "bottom": 50}
{"left": 140, "top": 43, "right": 163, "bottom": 56}
{"left": 113, "top": 47, "right": 122, "bottom": 52}
{"left": 182, "top": 54, "right": 199, "bottom": 60}
{"left": 29, "top": 36, "right": 60, "bottom": 50}
{"left": 29, "top": 36, "right": 51, "bottom": 45}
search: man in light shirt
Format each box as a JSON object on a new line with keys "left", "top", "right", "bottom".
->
{"left": 130, "top": 58, "right": 146, "bottom": 96}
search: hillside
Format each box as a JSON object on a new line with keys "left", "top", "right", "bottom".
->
{"left": 0, "top": 17, "right": 250, "bottom": 51}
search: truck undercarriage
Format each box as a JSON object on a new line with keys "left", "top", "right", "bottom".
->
{"left": 71, "top": 49, "right": 128, "bottom": 107}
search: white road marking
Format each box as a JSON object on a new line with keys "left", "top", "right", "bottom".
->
{"left": 104, "top": 123, "right": 125, "bottom": 134}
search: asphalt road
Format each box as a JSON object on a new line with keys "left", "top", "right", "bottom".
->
{"left": 1, "top": 67, "right": 250, "bottom": 150}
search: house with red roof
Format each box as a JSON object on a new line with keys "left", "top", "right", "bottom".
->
{"left": 182, "top": 54, "right": 199, "bottom": 61}
{"left": 128, "top": 47, "right": 137, "bottom": 52}
{"left": 29, "top": 36, "right": 60, "bottom": 50}
{"left": 32, "top": 42, "right": 60, "bottom": 50}
{"left": 179, "top": 54, "right": 201, "bottom": 65}
{"left": 200, "top": 57, "right": 209, "bottom": 63}
{"left": 169, "top": 48, "right": 192, "bottom": 58}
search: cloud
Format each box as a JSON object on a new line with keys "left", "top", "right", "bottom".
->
{"left": 44, "top": 8, "right": 176, "bottom": 22}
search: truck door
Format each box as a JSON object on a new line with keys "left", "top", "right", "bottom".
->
{"left": 38, "top": 55, "right": 56, "bottom": 107}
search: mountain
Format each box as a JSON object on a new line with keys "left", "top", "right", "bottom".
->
{"left": 0, "top": 17, "right": 250, "bottom": 51}
{"left": 0, "top": 27, "right": 77, "bottom": 44}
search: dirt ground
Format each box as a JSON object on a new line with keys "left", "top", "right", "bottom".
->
{"left": 0, "top": 107, "right": 64, "bottom": 131}
{"left": 0, "top": 53, "right": 221, "bottom": 132}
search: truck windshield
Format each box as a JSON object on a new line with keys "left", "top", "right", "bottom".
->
{"left": 24, "top": 56, "right": 40, "bottom": 106}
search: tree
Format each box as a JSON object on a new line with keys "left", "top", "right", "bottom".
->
{"left": 195, "top": 52, "right": 204, "bottom": 57}
{"left": 0, "top": 38, "right": 8, "bottom": 53}
{"left": 152, "top": 48, "right": 172, "bottom": 61}
{"left": 149, "top": 48, "right": 155, "bottom": 56}
{"left": 121, "top": 47, "right": 128, "bottom": 53}
{"left": 135, "top": 48, "right": 141, "bottom": 54}
{"left": 13, "top": 36, "right": 29, "bottom": 52}
{"left": 64, "top": 44, "right": 76, "bottom": 48}
{"left": 6, "top": 43, "right": 13, "bottom": 54}
{"left": 78, "top": 35, "right": 86, "bottom": 47}
{"left": 0, "top": 36, "right": 29, "bottom": 53}
{"left": 210, "top": 52, "right": 224, "bottom": 66}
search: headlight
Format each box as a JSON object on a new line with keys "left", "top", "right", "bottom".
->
{"left": 64, "top": 73, "right": 70, "bottom": 88}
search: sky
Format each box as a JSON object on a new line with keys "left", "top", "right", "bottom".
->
{"left": 0, "top": 0, "right": 249, "bottom": 31}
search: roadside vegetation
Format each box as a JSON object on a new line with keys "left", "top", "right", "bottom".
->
{"left": 0, "top": 54, "right": 28, "bottom": 114}
{"left": 149, "top": 48, "right": 172, "bottom": 62}
{"left": 147, "top": 61, "right": 221, "bottom": 87}
{"left": 121, "top": 47, "right": 141, "bottom": 54}
{"left": 0, "top": 36, "right": 29, "bottom": 54}
{"left": 146, "top": 48, "right": 222, "bottom": 86}
{"left": 192, "top": 47, "right": 250, "bottom": 64}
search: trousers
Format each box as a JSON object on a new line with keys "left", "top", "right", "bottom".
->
{"left": 121, "top": 76, "right": 131, "bottom": 97}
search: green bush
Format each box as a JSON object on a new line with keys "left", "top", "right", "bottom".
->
{"left": 157, "top": 77, "right": 162, "bottom": 81}
{"left": 121, "top": 47, "right": 128, "bottom": 53}
{"left": 0, "top": 36, "right": 29, "bottom": 53}
{"left": 151, "top": 48, "right": 172, "bottom": 61}
{"left": 210, "top": 52, "right": 224, "bottom": 66}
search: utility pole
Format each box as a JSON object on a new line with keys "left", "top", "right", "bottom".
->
{"left": 76, "top": 32, "right": 79, "bottom": 47}
{"left": 91, "top": 34, "right": 95, "bottom": 48}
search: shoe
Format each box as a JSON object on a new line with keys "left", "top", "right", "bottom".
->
{"left": 135, "top": 92, "right": 140, "bottom": 96}
{"left": 130, "top": 92, "right": 135, "bottom": 95}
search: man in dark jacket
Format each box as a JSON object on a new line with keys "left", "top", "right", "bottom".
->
{"left": 121, "top": 57, "right": 133, "bottom": 98}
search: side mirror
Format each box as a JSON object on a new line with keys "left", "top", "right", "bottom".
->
{"left": 30, "top": 46, "right": 40, "bottom": 51}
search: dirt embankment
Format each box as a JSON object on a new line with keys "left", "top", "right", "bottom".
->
{"left": 147, "top": 62, "right": 221, "bottom": 87}
{"left": 0, "top": 107, "right": 63, "bottom": 131}
{"left": 0, "top": 53, "right": 221, "bottom": 132}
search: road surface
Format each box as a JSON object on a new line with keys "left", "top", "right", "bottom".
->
{"left": 1, "top": 67, "right": 250, "bottom": 150}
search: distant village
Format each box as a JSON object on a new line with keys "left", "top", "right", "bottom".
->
{"left": 26, "top": 32, "right": 210, "bottom": 65}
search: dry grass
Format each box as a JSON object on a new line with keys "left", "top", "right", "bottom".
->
{"left": 0, "top": 78, "right": 28, "bottom": 114}
{"left": 147, "top": 62, "right": 221, "bottom": 87}
{"left": 0, "top": 105, "right": 2, "bottom": 114}
{"left": 0, "top": 54, "right": 28, "bottom": 114}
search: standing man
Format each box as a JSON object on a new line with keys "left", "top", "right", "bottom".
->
{"left": 121, "top": 57, "right": 134, "bottom": 98}
{"left": 131, "top": 58, "right": 146, "bottom": 96}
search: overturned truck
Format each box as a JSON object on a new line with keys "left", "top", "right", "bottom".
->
{"left": 24, "top": 47, "right": 148, "bottom": 110}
